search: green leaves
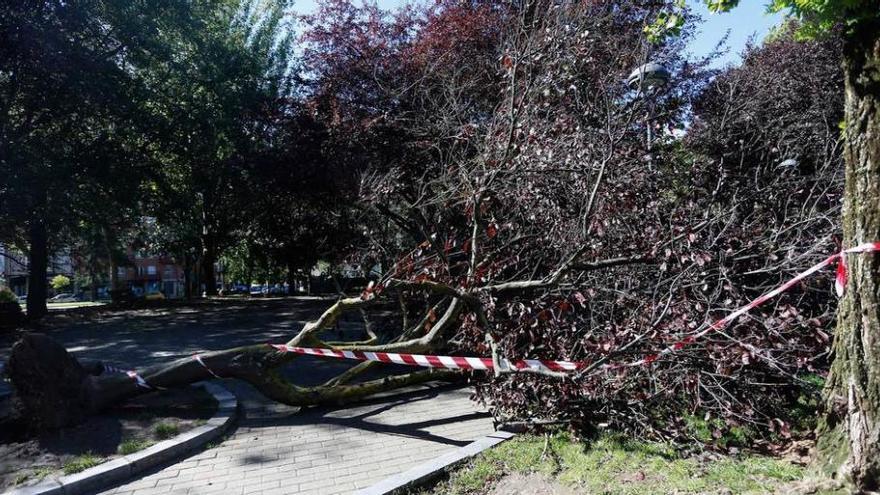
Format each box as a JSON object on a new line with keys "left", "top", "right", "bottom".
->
{"left": 704, "top": 0, "right": 740, "bottom": 13}
{"left": 646, "top": 0, "right": 878, "bottom": 44}
{"left": 644, "top": 10, "right": 685, "bottom": 44}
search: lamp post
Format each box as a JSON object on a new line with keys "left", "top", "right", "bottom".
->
{"left": 627, "top": 62, "right": 671, "bottom": 90}
{"left": 627, "top": 62, "right": 670, "bottom": 150}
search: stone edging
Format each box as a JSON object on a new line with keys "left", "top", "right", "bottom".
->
{"left": 5, "top": 381, "right": 237, "bottom": 495}
{"left": 354, "top": 430, "right": 517, "bottom": 495}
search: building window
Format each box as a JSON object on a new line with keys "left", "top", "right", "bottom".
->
{"left": 147, "top": 265, "right": 157, "bottom": 275}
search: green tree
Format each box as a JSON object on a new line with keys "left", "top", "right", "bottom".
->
{"left": 653, "top": 0, "right": 879, "bottom": 489}
{"left": 0, "top": 1, "right": 205, "bottom": 318}
{"left": 144, "top": 0, "right": 294, "bottom": 296}
{"left": 50, "top": 275, "right": 70, "bottom": 293}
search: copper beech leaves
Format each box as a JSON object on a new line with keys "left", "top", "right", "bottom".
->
{"left": 306, "top": 0, "right": 843, "bottom": 442}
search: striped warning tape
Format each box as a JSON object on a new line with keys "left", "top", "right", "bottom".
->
{"left": 627, "top": 241, "right": 879, "bottom": 366}
{"left": 193, "top": 353, "right": 221, "bottom": 378}
{"left": 103, "top": 364, "right": 160, "bottom": 389}
{"left": 270, "top": 344, "right": 583, "bottom": 373}
{"left": 272, "top": 242, "right": 880, "bottom": 372}
{"left": 104, "top": 354, "right": 221, "bottom": 390}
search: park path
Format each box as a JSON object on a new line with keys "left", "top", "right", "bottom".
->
{"left": 98, "top": 383, "right": 491, "bottom": 495}
{"left": 0, "top": 298, "right": 495, "bottom": 495}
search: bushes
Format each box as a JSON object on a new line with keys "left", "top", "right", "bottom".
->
{"left": 0, "top": 288, "right": 24, "bottom": 331}
{"left": 0, "top": 289, "right": 17, "bottom": 304}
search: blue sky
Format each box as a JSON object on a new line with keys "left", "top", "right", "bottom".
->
{"left": 290, "top": 0, "right": 786, "bottom": 69}
{"left": 686, "top": 0, "right": 785, "bottom": 67}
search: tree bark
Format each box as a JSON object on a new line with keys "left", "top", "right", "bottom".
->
{"left": 6, "top": 333, "right": 451, "bottom": 430}
{"left": 26, "top": 220, "right": 48, "bottom": 320}
{"left": 183, "top": 253, "right": 193, "bottom": 299}
{"left": 815, "top": 21, "right": 880, "bottom": 491}
{"left": 89, "top": 257, "right": 98, "bottom": 301}
{"left": 287, "top": 260, "right": 297, "bottom": 295}
{"left": 202, "top": 239, "right": 218, "bottom": 296}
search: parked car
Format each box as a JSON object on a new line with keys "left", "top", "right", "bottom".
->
{"left": 249, "top": 285, "right": 265, "bottom": 296}
{"left": 17, "top": 294, "right": 27, "bottom": 304}
{"left": 49, "top": 293, "right": 78, "bottom": 303}
{"left": 144, "top": 292, "right": 165, "bottom": 301}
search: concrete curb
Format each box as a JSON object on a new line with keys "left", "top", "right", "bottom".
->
{"left": 354, "top": 430, "right": 517, "bottom": 495}
{"left": 4, "top": 382, "right": 237, "bottom": 495}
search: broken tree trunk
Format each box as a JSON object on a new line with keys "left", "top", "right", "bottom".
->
{"left": 4, "top": 332, "right": 451, "bottom": 430}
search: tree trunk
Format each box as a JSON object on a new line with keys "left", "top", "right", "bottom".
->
{"left": 5, "top": 333, "right": 450, "bottom": 430}
{"left": 26, "top": 221, "right": 48, "bottom": 320}
{"left": 183, "top": 253, "right": 192, "bottom": 299}
{"left": 814, "top": 22, "right": 880, "bottom": 491}
{"left": 89, "top": 258, "right": 98, "bottom": 301}
{"left": 202, "top": 239, "right": 218, "bottom": 296}
{"left": 287, "top": 260, "right": 297, "bottom": 295}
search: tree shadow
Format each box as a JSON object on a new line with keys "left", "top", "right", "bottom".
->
{"left": 243, "top": 384, "right": 491, "bottom": 448}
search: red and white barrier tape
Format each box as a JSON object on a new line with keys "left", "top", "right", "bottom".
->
{"left": 272, "top": 242, "right": 880, "bottom": 372}
{"left": 103, "top": 364, "right": 158, "bottom": 389}
{"left": 627, "top": 241, "right": 879, "bottom": 366}
{"left": 193, "top": 353, "right": 221, "bottom": 378}
{"left": 104, "top": 354, "right": 221, "bottom": 390}
{"left": 270, "top": 344, "right": 583, "bottom": 373}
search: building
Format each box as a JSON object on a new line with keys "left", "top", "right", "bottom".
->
{"left": 0, "top": 243, "right": 74, "bottom": 296}
{"left": 116, "top": 254, "right": 186, "bottom": 299}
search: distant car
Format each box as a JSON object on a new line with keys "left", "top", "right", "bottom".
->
{"left": 144, "top": 292, "right": 165, "bottom": 301}
{"left": 249, "top": 285, "right": 264, "bottom": 296}
{"left": 49, "top": 293, "right": 78, "bottom": 303}
{"left": 17, "top": 294, "right": 27, "bottom": 304}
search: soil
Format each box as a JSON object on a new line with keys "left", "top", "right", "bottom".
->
{"left": 489, "top": 473, "right": 579, "bottom": 495}
{"left": 0, "top": 385, "right": 217, "bottom": 491}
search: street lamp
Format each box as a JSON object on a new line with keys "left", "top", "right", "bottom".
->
{"left": 627, "top": 62, "right": 671, "bottom": 90}
{"left": 627, "top": 62, "right": 670, "bottom": 153}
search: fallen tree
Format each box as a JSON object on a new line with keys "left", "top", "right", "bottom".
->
{"left": 2, "top": 1, "right": 846, "bottom": 445}
{"left": 3, "top": 293, "right": 457, "bottom": 430}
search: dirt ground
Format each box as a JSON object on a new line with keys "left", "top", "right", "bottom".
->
{"left": 0, "top": 385, "right": 217, "bottom": 491}
{"left": 489, "top": 473, "right": 579, "bottom": 495}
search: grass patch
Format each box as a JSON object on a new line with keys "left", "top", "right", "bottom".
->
{"left": 425, "top": 433, "right": 803, "bottom": 495}
{"left": 118, "top": 438, "right": 154, "bottom": 455}
{"left": 12, "top": 466, "right": 53, "bottom": 486}
{"left": 62, "top": 453, "right": 103, "bottom": 475}
{"left": 154, "top": 422, "right": 180, "bottom": 440}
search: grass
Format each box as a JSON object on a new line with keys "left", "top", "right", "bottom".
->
{"left": 118, "top": 438, "right": 154, "bottom": 455}
{"left": 62, "top": 453, "right": 103, "bottom": 475}
{"left": 423, "top": 433, "right": 804, "bottom": 495}
{"left": 154, "top": 422, "right": 180, "bottom": 440}
{"left": 13, "top": 466, "right": 54, "bottom": 486}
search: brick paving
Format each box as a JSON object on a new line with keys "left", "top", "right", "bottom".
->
{"left": 98, "top": 383, "right": 492, "bottom": 495}
{"left": 0, "top": 299, "right": 495, "bottom": 495}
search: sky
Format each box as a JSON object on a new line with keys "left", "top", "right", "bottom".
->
{"left": 686, "top": 0, "right": 785, "bottom": 67}
{"left": 289, "top": 0, "right": 786, "bottom": 69}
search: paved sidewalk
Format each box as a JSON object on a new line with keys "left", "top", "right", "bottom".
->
{"left": 98, "top": 383, "right": 493, "bottom": 495}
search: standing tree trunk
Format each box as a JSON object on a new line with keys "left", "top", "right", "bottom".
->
{"left": 89, "top": 256, "right": 99, "bottom": 301}
{"left": 26, "top": 220, "right": 48, "bottom": 320}
{"left": 815, "top": 22, "right": 880, "bottom": 491}
{"left": 202, "top": 238, "right": 218, "bottom": 296}
{"left": 183, "top": 254, "right": 192, "bottom": 299}
{"left": 287, "top": 259, "right": 297, "bottom": 295}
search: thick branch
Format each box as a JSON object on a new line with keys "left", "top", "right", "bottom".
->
{"left": 287, "top": 296, "right": 372, "bottom": 347}
{"left": 481, "top": 255, "right": 650, "bottom": 293}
